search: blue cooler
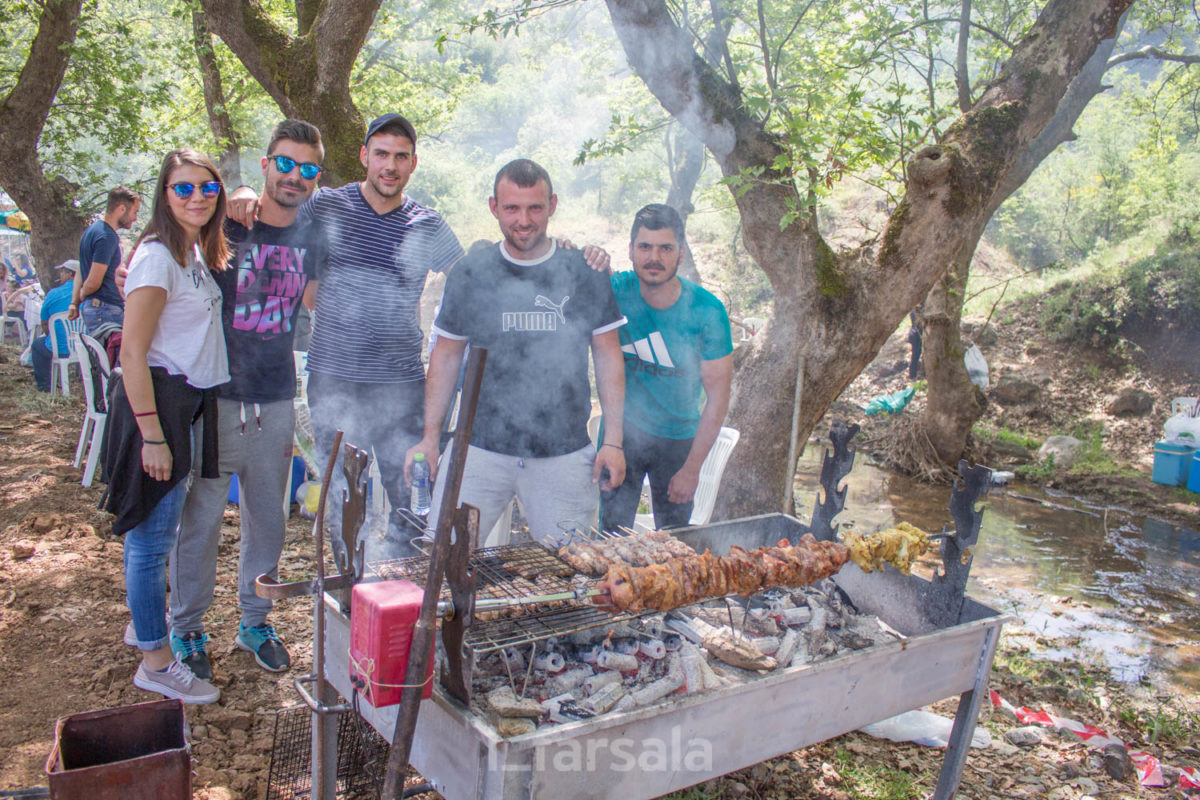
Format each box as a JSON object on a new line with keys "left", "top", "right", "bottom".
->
{"left": 1189, "top": 452, "right": 1200, "bottom": 493}
{"left": 228, "top": 456, "right": 308, "bottom": 504}
{"left": 1152, "top": 441, "right": 1195, "bottom": 486}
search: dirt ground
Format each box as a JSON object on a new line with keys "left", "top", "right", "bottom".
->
{"left": 1, "top": 302, "right": 1197, "bottom": 799}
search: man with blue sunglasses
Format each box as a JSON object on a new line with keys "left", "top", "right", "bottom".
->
{"left": 164, "top": 120, "right": 326, "bottom": 681}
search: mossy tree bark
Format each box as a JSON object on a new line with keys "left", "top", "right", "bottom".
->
{"left": 915, "top": 10, "right": 1132, "bottom": 466}
{"left": 199, "top": 0, "right": 384, "bottom": 186}
{"left": 193, "top": 8, "right": 242, "bottom": 188}
{"left": 605, "top": 0, "right": 1132, "bottom": 518}
{"left": 0, "top": 0, "right": 88, "bottom": 286}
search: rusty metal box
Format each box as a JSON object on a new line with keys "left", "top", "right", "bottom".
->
{"left": 45, "top": 698, "right": 191, "bottom": 800}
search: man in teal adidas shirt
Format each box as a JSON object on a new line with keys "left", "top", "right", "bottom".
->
{"left": 601, "top": 204, "right": 733, "bottom": 530}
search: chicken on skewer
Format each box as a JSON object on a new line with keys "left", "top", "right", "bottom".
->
{"left": 593, "top": 534, "right": 851, "bottom": 613}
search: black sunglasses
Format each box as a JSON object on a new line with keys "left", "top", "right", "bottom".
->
{"left": 269, "top": 155, "right": 323, "bottom": 180}
{"left": 169, "top": 181, "right": 222, "bottom": 199}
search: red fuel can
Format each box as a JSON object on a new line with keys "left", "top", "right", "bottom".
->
{"left": 349, "top": 579, "right": 434, "bottom": 707}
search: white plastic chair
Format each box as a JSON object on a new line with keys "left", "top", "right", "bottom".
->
{"left": 634, "top": 426, "right": 741, "bottom": 531}
{"left": 48, "top": 311, "right": 85, "bottom": 396}
{"left": 1171, "top": 397, "right": 1198, "bottom": 416}
{"left": 73, "top": 333, "right": 111, "bottom": 487}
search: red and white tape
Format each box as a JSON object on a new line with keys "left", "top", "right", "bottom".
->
{"left": 988, "top": 690, "right": 1194, "bottom": 793}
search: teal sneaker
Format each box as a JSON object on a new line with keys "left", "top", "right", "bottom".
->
{"left": 170, "top": 631, "right": 213, "bottom": 681}
{"left": 236, "top": 622, "right": 291, "bottom": 673}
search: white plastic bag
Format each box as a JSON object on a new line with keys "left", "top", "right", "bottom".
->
{"left": 1164, "top": 412, "right": 1200, "bottom": 446}
{"left": 18, "top": 341, "right": 33, "bottom": 367}
{"left": 964, "top": 344, "right": 989, "bottom": 391}
{"left": 859, "top": 709, "right": 992, "bottom": 749}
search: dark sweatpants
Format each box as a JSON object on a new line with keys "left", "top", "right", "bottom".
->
{"left": 601, "top": 421, "right": 695, "bottom": 532}
{"left": 307, "top": 372, "right": 426, "bottom": 558}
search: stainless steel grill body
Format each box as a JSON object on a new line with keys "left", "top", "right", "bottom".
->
{"left": 322, "top": 514, "right": 1010, "bottom": 800}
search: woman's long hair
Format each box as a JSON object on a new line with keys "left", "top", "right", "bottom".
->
{"left": 133, "top": 148, "right": 229, "bottom": 272}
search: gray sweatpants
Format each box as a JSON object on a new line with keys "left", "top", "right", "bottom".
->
{"left": 169, "top": 397, "right": 294, "bottom": 633}
{"left": 428, "top": 442, "right": 598, "bottom": 547}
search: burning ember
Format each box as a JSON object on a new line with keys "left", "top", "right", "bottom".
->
{"left": 472, "top": 577, "right": 904, "bottom": 734}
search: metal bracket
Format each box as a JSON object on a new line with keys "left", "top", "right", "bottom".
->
{"left": 293, "top": 673, "right": 352, "bottom": 716}
{"left": 440, "top": 504, "right": 479, "bottom": 704}
{"left": 339, "top": 443, "right": 370, "bottom": 585}
{"left": 924, "top": 460, "right": 990, "bottom": 628}
{"left": 803, "top": 419, "right": 859, "bottom": 541}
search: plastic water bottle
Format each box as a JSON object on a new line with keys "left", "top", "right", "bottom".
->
{"left": 410, "top": 453, "right": 431, "bottom": 516}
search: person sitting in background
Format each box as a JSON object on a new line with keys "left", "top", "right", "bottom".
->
{"left": 102, "top": 148, "right": 229, "bottom": 705}
{"left": 31, "top": 260, "right": 80, "bottom": 392}
{"left": 3, "top": 275, "right": 36, "bottom": 340}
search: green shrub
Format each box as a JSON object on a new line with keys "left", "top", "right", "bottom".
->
{"left": 1040, "top": 231, "right": 1200, "bottom": 348}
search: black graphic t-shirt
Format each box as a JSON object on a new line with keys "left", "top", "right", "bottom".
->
{"left": 216, "top": 218, "right": 324, "bottom": 402}
{"left": 433, "top": 242, "right": 625, "bottom": 457}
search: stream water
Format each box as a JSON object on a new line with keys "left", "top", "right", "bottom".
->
{"left": 793, "top": 443, "right": 1200, "bottom": 693}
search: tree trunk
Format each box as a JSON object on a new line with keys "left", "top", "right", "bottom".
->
{"left": 666, "top": 125, "right": 705, "bottom": 282}
{"left": 913, "top": 11, "right": 1128, "bottom": 466}
{"left": 193, "top": 8, "right": 242, "bottom": 187}
{"left": 0, "top": 0, "right": 88, "bottom": 286}
{"left": 605, "top": 0, "right": 1132, "bottom": 520}
{"left": 200, "top": 0, "right": 383, "bottom": 185}
{"left": 920, "top": 251, "right": 987, "bottom": 465}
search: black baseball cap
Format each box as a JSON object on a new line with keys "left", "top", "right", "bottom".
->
{"left": 364, "top": 113, "right": 417, "bottom": 147}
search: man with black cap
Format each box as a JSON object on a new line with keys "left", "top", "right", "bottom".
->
{"left": 232, "top": 113, "right": 464, "bottom": 553}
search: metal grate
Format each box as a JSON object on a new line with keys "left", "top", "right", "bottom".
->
{"left": 367, "top": 542, "right": 647, "bottom": 655}
{"left": 265, "top": 705, "right": 389, "bottom": 800}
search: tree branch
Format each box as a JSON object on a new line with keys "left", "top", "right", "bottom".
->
{"left": 1108, "top": 44, "right": 1200, "bottom": 67}
{"left": 955, "top": 0, "right": 972, "bottom": 112}
{"left": 708, "top": 0, "right": 741, "bottom": 96}
{"left": 193, "top": 7, "right": 241, "bottom": 186}
{"left": 0, "top": 0, "right": 82, "bottom": 147}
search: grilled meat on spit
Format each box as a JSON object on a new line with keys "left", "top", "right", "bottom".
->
{"left": 841, "top": 522, "right": 931, "bottom": 575}
{"left": 595, "top": 534, "right": 850, "bottom": 613}
{"left": 558, "top": 530, "right": 697, "bottom": 576}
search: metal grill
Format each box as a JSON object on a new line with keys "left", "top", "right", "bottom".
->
{"left": 366, "top": 542, "right": 646, "bottom": 655}
{"left": 265, "top": 705, "right": 389, "bottom": 800}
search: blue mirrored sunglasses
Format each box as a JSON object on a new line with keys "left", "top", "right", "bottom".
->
{"left": 270, "top": 155, "right": 323, "bottom": 180}
{"left": 169, "top": 181, "right": 222, "bottom": 199}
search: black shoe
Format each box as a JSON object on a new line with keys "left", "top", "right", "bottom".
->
{"left": 236, "top": 622, "right": 291, "bottom": 672}
{"left": 170, "top": 631, "right": 214, "bottom": 681}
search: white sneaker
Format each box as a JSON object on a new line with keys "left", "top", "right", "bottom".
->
{"left": 134, "top": 658, "right": 220, "bottom": 705}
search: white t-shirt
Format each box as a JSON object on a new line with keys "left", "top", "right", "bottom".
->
{"left": 124, "top": 239, "right": 229, "bottom": 389}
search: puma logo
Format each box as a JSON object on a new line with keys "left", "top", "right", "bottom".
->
{"left": 534, "top": 294, "right": 569, "bottom": 324}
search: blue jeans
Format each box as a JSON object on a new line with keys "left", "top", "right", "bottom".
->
{"left": 124, "top": 479, "right": 189, "bottom": 650}
{"left": 81, "top": 298, "right": 124, "bottom": 334}
{"left": 32, "top": 336, "right": 54, "bottom": 392}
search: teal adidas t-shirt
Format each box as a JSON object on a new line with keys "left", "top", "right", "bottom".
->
{"left": 611, "top": 270, "right": 733, "bottom": 439}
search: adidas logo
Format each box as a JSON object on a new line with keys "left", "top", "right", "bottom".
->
{"left": 621, "top": 332, "right": 675, "bottom": 367}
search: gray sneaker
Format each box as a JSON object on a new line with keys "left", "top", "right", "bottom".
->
{"left": 133, "top": 658, "right": 220, "bottom": 705}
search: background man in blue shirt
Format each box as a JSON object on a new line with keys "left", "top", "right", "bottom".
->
{"left": 32, "top": 260, "right": 80, "bottom": 392}
{"left": 71, "top": 186, "right": 140, "bottom": 333}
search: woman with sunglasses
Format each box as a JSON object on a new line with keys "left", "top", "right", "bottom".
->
{"left": 102, "top": 148, "right": 230, "bottom": 704}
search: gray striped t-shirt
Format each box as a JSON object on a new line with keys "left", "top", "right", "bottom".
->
{"left": 303, "top": 185, "right": 463, "bottom": 382}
